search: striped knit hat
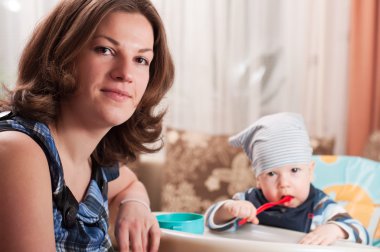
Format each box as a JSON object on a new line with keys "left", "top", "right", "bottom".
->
{"left": 229, "top": 112, "right": 312, "bottom": 177}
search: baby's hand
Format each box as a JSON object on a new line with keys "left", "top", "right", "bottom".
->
{"left": 223, "top": 200, "right": 259, "bottom": 224}
{"left": 299, "top": 223, "right": 347, "bottom": 245}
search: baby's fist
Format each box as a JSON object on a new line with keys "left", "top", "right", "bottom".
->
{"left": 223, "top": 200, "right": 259, "bottom": 224}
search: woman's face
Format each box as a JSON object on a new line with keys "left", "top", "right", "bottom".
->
{"left": 256, "top": 162, "right": 315, "bottom": 208}
{"left": 67, "top": 11, "right": 154, "bottom": 129}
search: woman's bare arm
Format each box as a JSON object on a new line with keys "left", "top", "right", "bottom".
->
{"left": 108, "top": 165, "right": 160, "bottom": 252}
{"left": 0, "top": 131, "right": 55, "bottom": 251}
{"left": 108, "top": 165, "right": 150, "bottom": 206}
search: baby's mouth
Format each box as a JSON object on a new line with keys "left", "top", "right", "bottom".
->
{"left": 281, "top": 195, "right": 293, "bottom": 199}
{"left": 281, "top": 195, "right": 294, "bottom": 206}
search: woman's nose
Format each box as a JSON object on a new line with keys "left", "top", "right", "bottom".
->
{"left": 110, "top": 57, "right": 133, "bottom": 83}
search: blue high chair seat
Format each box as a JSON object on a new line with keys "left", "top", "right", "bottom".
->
{"left": 312, "top": 155, "right": 380, "bottom": 247}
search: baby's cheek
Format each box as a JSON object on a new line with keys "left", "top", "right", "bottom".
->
{"left": 263, "top": 191, "right": 278, "bottom": 202}
{"left": 295, "top": 192, "right": 310, "bottom": 206}
{"left": 288, "top": 198, "right": 302, "bottom": 208}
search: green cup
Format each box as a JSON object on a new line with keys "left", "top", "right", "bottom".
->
{"left": 156, "top": 212, "right": 204, "bottom": 235}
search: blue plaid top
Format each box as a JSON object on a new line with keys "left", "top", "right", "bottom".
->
{"left": 0, "top": 115, "right": 119, "bottom": 251}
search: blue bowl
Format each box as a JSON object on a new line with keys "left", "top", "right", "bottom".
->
{"left": 156, "top": 212, "right": 204, "bottom": 235}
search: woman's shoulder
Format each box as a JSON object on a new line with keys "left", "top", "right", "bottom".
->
{"left": 0, "top": 113, "right": 50, "bottom": 157}
{"left": 0, "top": 115, "right": 56, "bottom": 157}
{"left": 0, "top": 127, "right": 52, "bottom": 205}
{"left": 0, "top": 116, "right": 64, "bottom": 195}
{"left": 0, "top": 114, "right": 52, "bottom": 180}
{"left": 0, "top": 130, "right": 49, "bottom": 169}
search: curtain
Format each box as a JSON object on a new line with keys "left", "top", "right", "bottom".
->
{"left": 154, "top": 0, "right": 351, "bottom": 154}
{"left": 0, "top": 0, "right": 352, "bottom": 154}
{"left": 0, "top": 0, "right": 57, "bottom": 87}
{"left": 346, "top": 0, "right": 380, "bottom": 155}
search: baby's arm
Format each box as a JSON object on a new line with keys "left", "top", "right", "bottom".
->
{"left": 299, "top": 223, "right": 347, "bottom": 245}
{"left": 326, "top": 217, "right": 370, "bottom": 245}
{"left": 301, "top": 196, "right": 370, "bottom": 245}
{"left": 205, "top": 192, "right": 259, "bottom": 232}
{"left": 214, "top": 199, "right": 259, "bottom": 225}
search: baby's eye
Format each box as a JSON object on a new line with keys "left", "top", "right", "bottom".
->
{"left": 291, "top": 167, "right": 300, "bottom": 173}
{"left": 135, "top": 56, "right": 149, "bottom": 66}
{"left": 94, "top": 46, "right": 114, "bottom": 56}
{"left": 267, "top": 171, "right": 276, "bottom": 176}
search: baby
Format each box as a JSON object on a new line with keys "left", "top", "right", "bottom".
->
{"left": 205, "top": 112, "right": 370, "bottom": 245}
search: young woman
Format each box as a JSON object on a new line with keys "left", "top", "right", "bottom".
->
{"left": 0, "top": 0, "right": 174, "bottom": 251}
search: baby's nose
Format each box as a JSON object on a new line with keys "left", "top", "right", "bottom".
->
{"left": 278, "top": 174, "right": 290, "bottom": 187}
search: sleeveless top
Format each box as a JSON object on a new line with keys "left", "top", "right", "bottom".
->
{"left": 0, "top": 113, "right": 119, "bottom": 251}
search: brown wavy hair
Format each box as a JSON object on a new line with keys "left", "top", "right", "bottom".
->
{"left": 0, "top": 0, "right": 174, "bottom": 166}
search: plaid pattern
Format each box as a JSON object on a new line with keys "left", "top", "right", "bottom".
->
{"left": 0, "top": 116, "right": 119, "bottom": 251}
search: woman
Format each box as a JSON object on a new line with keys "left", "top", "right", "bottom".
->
{"left": 0, "top": 0, "right": 174, "bottom": 251}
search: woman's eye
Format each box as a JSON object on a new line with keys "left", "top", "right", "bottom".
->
{"left": 136, "top": 57, "right": 149, "bottom": 65}
{"left": 94, "top": 46, "right": 113, "bottom": 56}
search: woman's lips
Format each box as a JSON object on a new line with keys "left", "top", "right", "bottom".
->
{"left": 101, "top": 88, "right": 132, "bottom": 102}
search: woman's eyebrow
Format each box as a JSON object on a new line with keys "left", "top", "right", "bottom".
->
{"left": 139, "top": 48, "right": 153, "bottom": 54}
{"left": 94, "top": 35, "right": 119, "bottom": 45}
{"left": 93, "top": 34, "right": 153, "bottom": 53}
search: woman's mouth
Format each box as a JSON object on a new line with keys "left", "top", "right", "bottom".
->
{"left": 101, "top": 88, "right": 132, "bottom": 102}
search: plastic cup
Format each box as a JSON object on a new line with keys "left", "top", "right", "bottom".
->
{"left": 156, "top": 212, "right": 204, "bottom": 235}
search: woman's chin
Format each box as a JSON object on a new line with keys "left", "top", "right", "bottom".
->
{"left": 108, "top": 117, "right": 131, "bottom": 127}
{"left": 103, "top": 110, "right": 134, "bottom": 127}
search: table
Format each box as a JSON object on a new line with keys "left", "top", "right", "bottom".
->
{"left": 159, "top": 223, "right": 379, "bottom": 252}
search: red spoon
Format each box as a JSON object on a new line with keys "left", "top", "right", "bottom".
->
{"left": 238, "top": 195, "right": 294, "bottom": 226}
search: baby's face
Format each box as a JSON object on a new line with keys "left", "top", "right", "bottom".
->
{"left": 256, "top": 161, "right": 315, "bottom": 208}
